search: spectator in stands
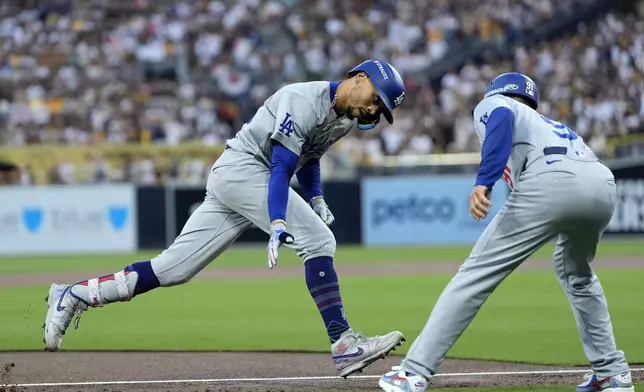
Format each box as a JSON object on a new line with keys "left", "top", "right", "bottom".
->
{"left": 2, "top": 0, "right": 641, "bottom": 185}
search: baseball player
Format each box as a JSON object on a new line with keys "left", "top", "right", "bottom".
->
{"left": 379, "top": 73, "right": 634, "bottom": 392}
{"left": 44, "top": 59, "right": 407, "bottom": 378}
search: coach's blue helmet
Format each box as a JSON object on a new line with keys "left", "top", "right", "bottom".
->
{"left": 484, "top": 72, "right": 539, "bottom": 110}
{"left": 348, "top": 59, "right": 406, "bottom": 129}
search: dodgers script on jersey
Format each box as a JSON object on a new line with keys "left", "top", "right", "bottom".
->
{"left": 226, "top": 81, "right": 355, "bottom": 170}
{"left": 472, "top": 94, "right": 598, "bottom": 191}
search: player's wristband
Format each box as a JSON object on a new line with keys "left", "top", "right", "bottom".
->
{"left": 270, "top": 219, "right": 287, "bottom": 231}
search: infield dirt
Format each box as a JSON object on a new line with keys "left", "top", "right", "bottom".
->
{"left": 1, "top": 352, "right": 642, "bottom": 392}
{"left": 1, "top": 256, "right": 641, "bottom": 392}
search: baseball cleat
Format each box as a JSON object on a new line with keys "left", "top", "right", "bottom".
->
{"left": 576, "top": 371, "right": 634, "bottom": 392}
{"left": 43, "top": 284, "right": 87, "bottom": 352}
{"left": 379, "top": 366, "right": 429, "bottom": 392}
{"left": 331, "top": 329, "right": 405, "bottom": 378}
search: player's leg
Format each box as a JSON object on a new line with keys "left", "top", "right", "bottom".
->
{"left": 44, "top": 185, "right": 251, "bottom": 351}
{"left": 279, "top": 190, "right": 404, "bottom": 377}
{"left": 211, "top": 150, "right": 404, "bottom": 377}
{"left": 552, "top": 182, "right": 632, "bottom": 392}
{"left": 262, "top": 188, "right": 405, "bottom": 377}
{"left": 380, "top": 180, "right": 560, "bottom": 392}
{"left": 556, "top": 233, "right": 633, "bottom": 392}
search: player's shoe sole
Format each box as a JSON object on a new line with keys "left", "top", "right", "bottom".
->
{"left": 338, "top": 333, "right": 406, "bottom": 378}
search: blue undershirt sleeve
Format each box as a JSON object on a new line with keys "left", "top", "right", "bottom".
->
{"left": 268, "top": 143, "right": 299, "bottom": 223}
{"left": 296, "top": 159, "right": 322, "bottom": 202}
{"left": 475, "top": 107, "right": 515, "bottom": 189}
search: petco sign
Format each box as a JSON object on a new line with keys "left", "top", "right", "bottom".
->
{"left": 361, "top": 176, "right": 509, "bottom": 245}
{"left": 0, "top": 185, "right": 137, "bottom": 254}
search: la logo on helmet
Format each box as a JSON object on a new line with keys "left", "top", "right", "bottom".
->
{"left": 394, "top": 92, "right": 405, "bottom": 107}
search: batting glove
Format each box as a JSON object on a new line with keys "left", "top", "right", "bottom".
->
{"left": 267, "top": 220, "right": 294, "bottom": 270}
{"left": 310, "top": 196, "right": 335, "bottom": 227}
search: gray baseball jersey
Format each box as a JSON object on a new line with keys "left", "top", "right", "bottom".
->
{"left": 472, "top": 94, "right": 598, "bottom": 190}
{"left": 150, "top": 82, "right": 355, "bottom": 287}
{"left": 400, "top": 96, "right": 629, "bottom": 380}
{"left": 226, "top": 81, "right": 355, "bottom": 168}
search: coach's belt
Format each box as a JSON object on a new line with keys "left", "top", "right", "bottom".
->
{"left": 543, "top": 146, "right": 567, "bottom": 156}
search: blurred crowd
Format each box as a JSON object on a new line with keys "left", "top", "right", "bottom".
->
{"left": 349, "top": 11, "right": 644, "bottom": 166}
{"left": 1, "top": 0, "right": 642, "bottom": 185}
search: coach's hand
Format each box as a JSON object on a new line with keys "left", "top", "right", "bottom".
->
{"left": 469, "top": 185, "right": 492, "bottom": 221}
{"left": 310, "top": 196, "right": 335, "bottom": 227}
{"left": 267, "top": 220, "right": 295, "bottom": 269}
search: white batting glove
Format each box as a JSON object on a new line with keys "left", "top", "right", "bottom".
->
{"left": 310, "top": 196, "right": 335, "bottom": 227}
{"left": 267, "top": 220, "right": 294, "bottom": 270}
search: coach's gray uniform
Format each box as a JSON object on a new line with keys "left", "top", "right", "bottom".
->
{"left": 401, "top": 95, "right": 629, "bottom": 378}
{"left": 151, "top": 82, "right": 354, "bottom": 285}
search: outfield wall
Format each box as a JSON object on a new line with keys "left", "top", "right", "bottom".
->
{"left": 136, "top": 164, "right": 644, "bottom": 248}
{"left": 0, "top": 168, "right": 641, "bottom": 254}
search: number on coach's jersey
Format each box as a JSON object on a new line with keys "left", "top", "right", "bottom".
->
{"left": 278, "top": 113, "right": 294, "bottom": 137}
{"left": 540, "top": 115, "right": 578, "bottom": 141}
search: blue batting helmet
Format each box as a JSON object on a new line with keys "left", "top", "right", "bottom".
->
{"left": 348, "top": 59, "right": 406, "bottom": 129}
{"left": 484, "top": 72, "right": 539, "bottom": 109}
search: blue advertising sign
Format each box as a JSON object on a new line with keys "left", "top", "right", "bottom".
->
{"left": 361, "top": 176, "right": 509, "bottom": 246}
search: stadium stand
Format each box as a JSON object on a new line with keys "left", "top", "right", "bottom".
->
{"left": 0, "top": 0, "right": 641, "bottom": 184}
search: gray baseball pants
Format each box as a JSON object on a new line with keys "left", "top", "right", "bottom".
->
{"left": 401, "top": 159, "right": 630, "bottom": 379}
{"left": 150, "top": 148, "right": 335, "bottom": 286}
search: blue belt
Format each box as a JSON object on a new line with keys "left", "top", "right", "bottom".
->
{"left": 543, "top": 146, "right": 567, "bottom": 156}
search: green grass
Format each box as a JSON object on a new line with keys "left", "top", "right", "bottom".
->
{"left": 0, "top": 239, "right": 642, "bottom": 274}
{"left": 1, "top": 269, "right": 642, "bottom": 365}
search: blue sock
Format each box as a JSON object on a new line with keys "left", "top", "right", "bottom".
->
{"left": 305, "top": 256, "right": 350, "bottom": 343}
{"left": 125, "top": 260, "right": 160, "bottom": 296}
